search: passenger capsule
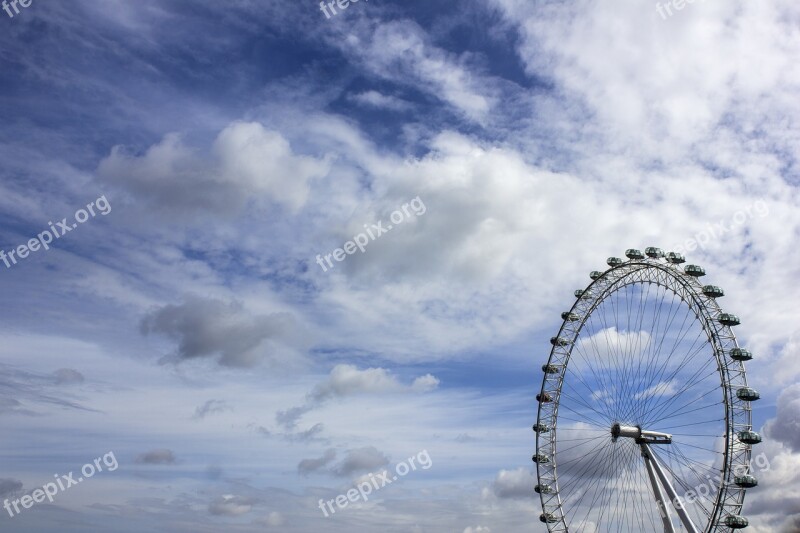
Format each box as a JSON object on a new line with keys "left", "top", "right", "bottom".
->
{"left": 535, "top": 484, "right": 553, "bottom": 494}
{"left": 734, "top": 475, "right": 758, "bottom": 488}
{"left": 684, "top": 264, "right": 706, "bottom": 277}
{"left": 532, "top": 453, "right": 550, "bottom": 464}
{"left": 542, "top": 364, "right": 561, "bottom": 374}
{"left": 730, "top": 348, "right": 753, "bottom": 361}
{"left": 574, "top": 289, "right": 585, "bottom": 298}
{"left": 738, "top": 430, "right": 762, "bottom": 444}
{"left": 702, "top": 285, "right": 725, "bottom": 298}
{"left": 666, "top": 252, "right": 686, "bottom": 264}
{"left": 645, "top": 247, "right": 664, "bottom": 258}
{"left": 561, "top": 312, "right": 579, "bottom": 321}
{"left": 537, "top": 392, "right": 553, "bottom": 403}
{"left": 719, "top": 313, "right": 741, "bottom": 326}
{"left": 607, "top": 257, "right": 623, "bottom": 267}
{"left": 532, "top": 423, "right": 550, "bottom": 433}
{"left": 539, "top": 512, "right": 558, "bottom": 523}
{"left": 625, "top": 249, "right": 644, "bottom": 260}
{"left": 724, "top": 515, "right": 749, "bottom": 529}
{"left": 550, "top": 337, "right": 570, "bottom": 347}
{"left": 737, "top": 387, "right": 760, "bottom": 401}
{"left": 590, "top": 270, "right": 602, "bottom": 280}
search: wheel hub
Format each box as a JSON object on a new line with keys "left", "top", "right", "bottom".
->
{"left": 611, "top": 423, "right": 672, "bottom": 444}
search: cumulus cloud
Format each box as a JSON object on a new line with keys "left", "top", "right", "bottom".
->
{"left": 297, "top": 449, "right": 337, "bottom": 476}
{"left": 740, "top": 441, "right": 800, "bottom": 531}
{"left": 491, "top": 467, "right": 535, "bottom": 499}
{"left": 764, "top": 383, "right": 800, "bottom": 452}
{"left": 736, "top": 382, "right": 800, "bottom": 530}
{"left": 140, "top": 295, "right": 297, "bottom": 368}
{"left": 208, "top": 494, "right": 257, "bottom": 516}
{"left": 262, "top": 511, "right": 285, "bottom": 527}
{"left": 491, "top": 0, "right": 800, "bottom": 156}
{"left": 296, "top": 446, "right": 389, "bottom": 478}
{"left": 98, "top": 121, "right": 329, "bottom": 215}
{"left": 135, "top": 449, "right": 176, "bottom": 465}
{"left": 332, "top": 446, "right": 390, "bottom": 477}
{"left": 411, "top": 374, "right": 441, "bottom": 393}
{"left": 311, "top": 364, "right": 439, "bottom": 401}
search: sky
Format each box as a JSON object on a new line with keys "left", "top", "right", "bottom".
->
{"left": 0, "top": 0, "right": 799, "bottom": 531}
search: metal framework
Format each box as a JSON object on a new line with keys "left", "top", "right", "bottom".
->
{"left": 533, "top": 248, "right": 760, "bottom": 533}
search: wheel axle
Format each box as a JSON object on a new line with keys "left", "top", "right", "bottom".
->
{"left": 611, "top": 423, "right": 672, "bottom": 444}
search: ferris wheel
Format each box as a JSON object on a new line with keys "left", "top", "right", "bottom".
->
{"left": 533, "top": 247, "right": 761, "bottom": 532}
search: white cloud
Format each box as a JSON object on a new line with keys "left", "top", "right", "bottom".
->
{"left": 332, "top": 446, "right": 390, "bottom": 477}
{"left": 332, "top": 20, "right": 493, "bottom": 123}
{"left": 764, "top": 383, "right": 800, "bottom": 452}
{"left": 634, "top": 380, "right": 679, "bottom": 401}
{"left": 213, "top": 121, "right": 327, "bottom": 212}
{"left": 492, "top": 467, "right": 534, "bottom": 499}
{"left": 263, "top": 511, "right": 285, "bottom": 527}
{"left": 312, "top": 364, "right": 439, "bottom": 401}
{"left": 98, "top": 121, "right": 329, "bottom": 214}
{"left": 208, "top": 494, "right": 256, "bottom": 516}
{"left": 349, "top": 90, "right": 411, "bottom": 111}
{"left": 491, "top": 0, "right": 800, "bottom": 157}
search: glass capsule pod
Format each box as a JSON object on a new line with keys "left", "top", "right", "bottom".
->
{"left": 685, "top": 264, "right": 706, "bottom": 277}
{"left": 537, "top": 392, "right": 553, "bottom": 403}
{"left": 550, "top": 337, "right": 570, "bottom": 346}
{"left": 719, "top": 313, "right": 741, "bottom": 326}
{"left": 730, "top": 348, "right": 753, "bottom": 361}
{"left": 540, "top": 512, "right": 558, "bottom": 523}
{"left": 724, "top": 515, "right": 749, "bottom": 529}
{"left": 703, "top": 285, "right": 725, "bottom": 297}
{"left": 738, "top": 430, "right": 762, "bottom": 444}
{"left": 666, "top": 252, "right": 686, "bottom": 264}
{"left": 737, "top": 387, "right": 760, "bottom": 401}
{"left": 734, "top": 475, "right": 758, "bottom": 488}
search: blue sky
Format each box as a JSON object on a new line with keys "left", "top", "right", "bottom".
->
{"left": 1, "top": 0, "right": 799, "bottom": 531}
